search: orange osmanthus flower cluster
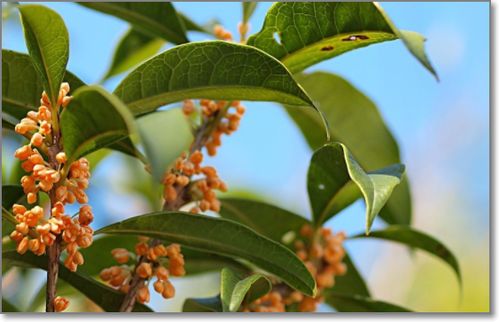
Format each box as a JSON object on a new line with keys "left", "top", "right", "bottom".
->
{"left": 100, "top": 238, "right": 185, "bottom": 304}
{"left": 10, "top": 83, "right": 94, "bottom": 270}
{"left": 244, "top": 225, "right": 347, "bottom": 312}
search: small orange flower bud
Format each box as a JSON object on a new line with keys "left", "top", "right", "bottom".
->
{"left": 78, "top": 205, "right": 93, "bottom": 226}
{"left": 111, "top": 248, "right": 130, "bottom": 264}
{"left": 27, "top": 192, "right": 37, "bottom": 204}
{"left": 56, "top": 152, "right": 67, "bottom": 164}
{"left": 17, "top": 237, "right": 29, "bottom": 254}
{"left": 153, "top": 279, "right": 164, "bottom": 293}
{"left": 135, "top": 242, "right": 149, "bottom": 256}
{"left": 136, "top": 262, "right": 153, "bottom": 278}
{"left": 54, "top": 296, "right": 69, "bottom": 312}
{"left": 161, "top": 280, "right": 175, "bottom": 299}
{"left": 30, "top": 133, "right": 44, "bottom": 147}
{"left": 137, "top": 286, "right": 150, "bottom": 304}
{"left": 156, "top": 266, "right": 169, "bottom": 280}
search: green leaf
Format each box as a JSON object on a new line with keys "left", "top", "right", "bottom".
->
{"left": 286, "top": 72, "right": 412, "bottom": 226}
{"left": 308, "top": 143, "right": 405, "bottom": 233}
{"left": 247, "top": 2, "right": 437, "bottom": 77}
{"left": 350, "top": 226, "right": 461, "bottom": 284}
{"left": 324, "top": 291, "right": 411, "bottom": 312}
{"left": 18, "top": 4, "right": 70, "bottom": 106}
{"left": 2, "top": 185, "right": 25, "bottom": 242}
{"left": 137, "top": 108, "right": 193, "bottom": 181}
{"left": 2, "top": 112, "right": 18, "bottom": 132}
{"left": 2, "top": 50, "right": 84, "bottom": 119}
{"left": 113, "top": 41, "right": 317, "bottom": 116}
{"left": 102, "top": 28, "right": 165, "bottom": 81}
{"left": 96, "top": 211, "right": 317, "bottom": 296}
{"left": 331, "top": 253, "right": 370, "bottom": 297}
{"left": 182, "top": 296, "right": 222, "bottom": 312}
{"left": 60, "top": 86, "right": 140, "bottom": 165}
{"left": 2, "top": 251, "right": 152, "bottom": 312}
{"left": 2, "top": 298, "right": 20, "bottom": 312}
{"left": 219, "top": 198, "right": 371, "bottom": 298}
{"left": 242, "top": 2, "right": 258, "bottom": 24}
{"left": 219, "top": 198, "right": 308, "bottom": 243}
{"left": 78, "top": 235, "right": 248, "bottom": 277}
{"left": 220, "top": 267, "right": 271, "bottom": 312}
{"left": 79, "top": 2, "right": 188, "bottom": 44}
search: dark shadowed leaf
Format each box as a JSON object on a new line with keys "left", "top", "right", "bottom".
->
{"left": 182, "top": 296, "right": 222, "bottom": 312}
{"left": 219, "top": 198, "right": 308, "bottom": 243}
{"left": 308, "top": 143, "right": 404, "bottom": 233}
{"left": 60, "top": 86, "right": 140, "bottom": 165}
{"left": 2, "top": 50, "right": 84, "bottom": 119}
{"left": 96, "top": 211, "right": 317, "bottom": 296}
{"left": 18, "top": 5, "right": 70, "bottom": 106}
{"left": 2, "top": 251, "right": 152, "bottom": 312}
{"left": 286, "top": 72, "right": 412, "bottom": 226}
{"left": 331, "top": 253, "right": 370, "bottom": 297}
{"left": 102, "top": 28, "right": 165, "bottom": 81}
{"left": 79, "top": 2, "right": 188, "bottom": 44}
{"left": 248, "top": 2, "right": 436, "bottom": 77}
{"left": 137, "top": 108, "right": 193, "bottom": 181}
{"left": 324, "top": 291, "right": 411, "bottom": 312}
{"left": 220, "top": 267, "right": 271, "bottom": 312}
{"left": 350, "top": 226, "right": 461, "bottom": 284}
{"left": 113, "top": 41, "right": 317, "bottom": 116}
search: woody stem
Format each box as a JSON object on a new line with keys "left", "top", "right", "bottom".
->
{"left": 45, "top": 106, "right": 62, "bottom": 312}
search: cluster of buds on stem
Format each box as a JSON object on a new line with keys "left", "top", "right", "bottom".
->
{"left": 244, "top": 224, "right": 347, "bottom": 312}
{"left": 182, "top": 100, "right": 245, "bottom": 157}
{"left": 100, "top": 238, "right": 185, "bottom": 304}
{"left": 10, "top": 84, "right": 94, "bottom": 312}
{"left": 214, "top": 24, "right": 233, "bottom": 41}
{"left": 163, "top": 150, "right": 228, "bottom": 213}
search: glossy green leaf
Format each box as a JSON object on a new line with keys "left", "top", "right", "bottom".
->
{"left": 286, "top": 72, "right": 412, "bottom": 226}
{"left": 219, "top": 198, "right": 308, "bottom": 243}
{"left": 308, "top": 143, "right": 405, "bottom": 233}
{"left": 182, "top": 296, "right": 222, "bottom": 312}
{"left": 96, "top": 211, "right": 317, "bottom": 296}
{"left": 137, "top": 108, "right": 193, "bottom": 181}
{"left": 113, "top": 41, "right": 317, "bottom": 116}
{"left": 324, "top": 291, "right": 411, "bottom": 312}
{"left": 350, "top": 225, "right": 461, "bottom": 284}
{"left": 2, "top": 185, "right": 26, "bottom": 238}
{"left": 102, "top": 28, "right": 165, "bottom": 81}
{"left": 219, "top": 197, "right": 370, "bottom": 297}
{"left": 18, "top": 5, "right": 69, "bottom": 106}
{"left": 2, "top": 298, "right": 20, "bottom": 312}
{"left": 79, "top": 2, "right": 188, "bottom": 44}
{"left": 78, "top": 235, "right": 248, "bottom": 277}
{"left": 242, "top": 2, "right": 258, "bottom": 24}
{"left": 2, "top": 50, "right": 84, "bottom": 119}
{"left": 248, "top": 2, "right": 437, "bottom": 77}
{"left": 2, "top": 251, "right": 152, "bottom": 312}
{"left": 60, "top": 86, "right": 140, "bottom": 165}
{"left": 220, "top": 267, "right": 271, "bottom": 312}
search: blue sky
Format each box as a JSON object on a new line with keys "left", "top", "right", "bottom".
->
{"left": 2, "top": 2, "right": 489, "bottom": 311}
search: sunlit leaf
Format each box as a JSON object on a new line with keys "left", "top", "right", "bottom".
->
{"left": 18, "top": 5, "right": 70, "bottom": 106}
{"left": 2, "top": 251, "right": 152, "bottom": 312}
{"left": 350, "top": 225, "right": 461, "bottom": 284}
{"left": 242, "top": 2, "right": 258, "bottom": 24}
{"left": 137, "top": 108, "right": 193, "bottom": 181}
{"left": 79, "top": 2, "right": 188, "bottom": 44}
{"left": 96, "top": 211, "right": 317, "bottom": 296}
{"left": 60, "top": 86, "right": 140, "bottom": 165}
{"left": 286, "top": 72, "right": 412, "bottom": 226}
{"left": 220, "top": 267, "right": 271, "bottom": 312}
{"left": 248, "top": 2, "right": 437, "bottom": 77}
{"left": 114, "top": 41, "right": 317, "bottom": 116}
{"left": 2, "top": 298, "right": 20, "bottom": 312}
{"left": 308, "top": 143, "right": 404, "bottom": 233}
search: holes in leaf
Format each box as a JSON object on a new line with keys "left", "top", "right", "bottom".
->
{"left": 321, "top": 45, "right": 334, "bottom": 51}
{"left": 272, "top": 31, "right": 283, "bottom": 45}
{"left": 342, "top": 34, "right": 370, "bottom": 41}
